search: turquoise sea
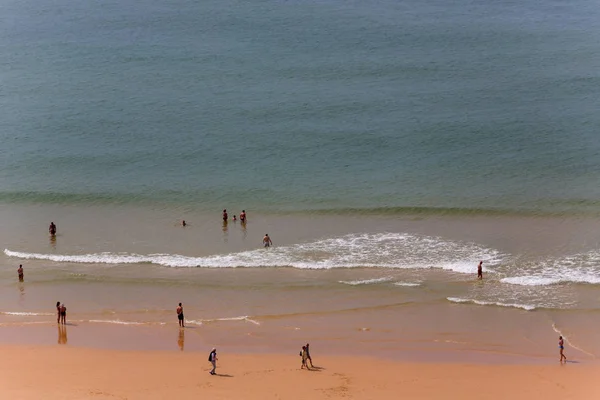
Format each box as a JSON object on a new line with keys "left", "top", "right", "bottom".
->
{"left": 1, "top": 0, "right": 600, "bottom": 214}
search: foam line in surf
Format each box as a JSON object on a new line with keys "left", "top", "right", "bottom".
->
{"left": 447, "top": 297, "right": 536, "bottom": 311}
{"left": 552, "top": 323, "right": 596, "bottom": 358}
{"left": 0, "top": 311, "right": 54, "bottom": 316}
{"left": 393, "top": 282, "right": 421, "bottom": 287}
{"left": 4, "top": 233, "right": 504, "bottom": 272}
{"left": 339, "top": 277, "right": 392, "bottom": 285}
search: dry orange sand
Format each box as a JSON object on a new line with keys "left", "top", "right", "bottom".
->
{"left": 0, "top": 345, "right": 598, "bottom": 400}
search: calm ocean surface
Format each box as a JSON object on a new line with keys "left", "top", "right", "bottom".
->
{"left": 1, "top": 0, "right": 600, "bottom": 213}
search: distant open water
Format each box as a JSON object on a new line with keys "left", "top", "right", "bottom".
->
{"left": 1, "top": 0, "right": 600, "bottom": 214}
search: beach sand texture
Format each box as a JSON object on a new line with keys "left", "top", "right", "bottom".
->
{"left": 0, "top": 345, "right": 598, "bottom": 400}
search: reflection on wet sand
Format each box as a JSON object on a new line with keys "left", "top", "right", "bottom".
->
{"left": 241, "top": 221, "right": 247, "bottom": 239}
{"left": 58, "top": 325, "right": 67, "bottom": 345}
{"left": 178, "top": 328, "right": 184, "bottom": 351}
{"left": 222, "top": 221, "right": 228, "bottom": 242}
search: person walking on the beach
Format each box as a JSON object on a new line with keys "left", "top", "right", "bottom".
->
{"left": 477, "top": 261, "right": 483, "bottom": 280}
{"left": 56, "top": 301, "right": 61, "bottom": 324}
{"left": 559, "top": 336, "right": 567, "bottom": 363}
{"left": 60, "top": 303, "right": 67, "bottom": 325}
{"left": 263, "top": 234, "right": 273, "bottom": 248}
{"left": 305, "top": 343, "right": 314, "bottom": 368}
{"left": 49, "top": 222, "right": 57, "bottom": 236}
{"left": 300, "top": 345, "right": 310, "bottom": 370}
{"left": 222, "top": 209, "right": 228, "bottom": 222}
{"left": 209, "top": 348, "right": 218, "bottom": 375}
{"left": 177, "top": 302, "right": 185, "bottom": 327}
{"left": 240, "top": 210, "right": 246, "bottom": 223}
{"left": 17, "top": 265, "right": 24, "bottom": 282}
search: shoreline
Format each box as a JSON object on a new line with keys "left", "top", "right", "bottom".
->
{"left": 0, "top": 310, "right": 596, "bottom": 366}
{"left": 0, "top": 344, "right": 597, "bottom": 400}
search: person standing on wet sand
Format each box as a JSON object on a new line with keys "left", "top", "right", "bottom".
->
{"left": 60, "top": 303, "right": 67, "bottom": 325}
{"left": 263, "top": 234, "right": 273, "bottom": 248}
{"left": 49, "top": 222, "right": 57, "bottom": 236}
{"left": 177, "top": 302, "right": 185, "bottom": 327}
{"left": 559, "top": 336, "right": 567, "bottom": 363}
{"left": 477, "top": 261, "right": 483, "bottom": 280}
{"left": 56, "top": 301, "right": 61, "bottom": 324}
{"left": 17, "top": 265, "right": 24, "bottom": 282}
{"left": 209, "top": 348, "right": 218, "bottom": 375}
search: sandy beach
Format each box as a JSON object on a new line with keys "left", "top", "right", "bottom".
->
{"left": 0, "top": 345, "right": 597, "bottom": 400}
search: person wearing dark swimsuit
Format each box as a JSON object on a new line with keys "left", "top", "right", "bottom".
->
{"left": 56, "top": 301, "right": 61, "bottom": 324}
{"left": 60, "top": 304, "right": 66, "bottom": 325}
{"left": 559, "top": 336, "right": 567, "bottom": 363}
{"left": 49, "top": 222, "right": 57, "bottom": 236}
{"left": 177, "top": 303, "right": 185, "bottom": 327}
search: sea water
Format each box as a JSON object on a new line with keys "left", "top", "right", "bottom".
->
{"left": 2, "top": 0, "right": 600, "bottom": 358}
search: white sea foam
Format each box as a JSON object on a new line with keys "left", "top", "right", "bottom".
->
{"left": 447, "top": 297, "right": 536, "bottom": 311}
{"left": 393, "top": 282, "right": 421, "bottom": 287}
{"left": 339, "top": 277, "right": 392, "bottom": 285}
{"left": 88, "top": 319, "right": 147, "bottom": 326}
{"left": 0, "top": 311, "right": 54, "bottom": 316}
{"left": 501, "top": 276, "right": 562, "bottom": 286}
{"left": 4, "top": 233, "right": 504, "bottom": 272}
{"left": 199, "top": 316, "right": 260, "bottom": 325}
{"left": 501, "top": 250, "right": 600, "bottom": 287}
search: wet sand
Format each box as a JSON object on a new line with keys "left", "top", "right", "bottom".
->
{"left": 0, "top": 345, "right": 597, "bottom": 400}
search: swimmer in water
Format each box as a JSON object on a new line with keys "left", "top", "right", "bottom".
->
{"left": 263, "top": 234, "right": 273, "bottom": 248}
{"left": 559, "top": 336, "right": 567, "bottom": 363}
{"left": 182, "top": 220, "right": 187, "bottom": 227}
{"left": 233, "top": 215, "right": 237, "bottom": 222}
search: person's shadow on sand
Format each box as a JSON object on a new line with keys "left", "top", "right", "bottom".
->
{"left": 213, "top": 374, "right": 233, "bottom": 378}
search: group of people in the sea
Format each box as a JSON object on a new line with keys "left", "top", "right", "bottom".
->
{"left": 181, "top": 210, "right": 273, "bottom": 248}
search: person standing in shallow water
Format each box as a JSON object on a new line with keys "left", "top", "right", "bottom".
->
{"left": 477, "top": 261, "right": 483, "bottom": 280}
{"left": 49, "top": 222, "right": 57, "bottom": 236}
{"left": 222, "top": 209, "right": 228, "bottom": 222}
{"left": 17, "top": 265, "right": 24, "bottom": 282}
{"left": 56, "top": 301, "right": 61, "bottom": 324}
{"left": 60, "top": 303, "right": 67, "bottom": 325}
{"left": 559, "top": 336, "right": 567, "bottom": 363}
{"left": 263, "top": 234, "right": 273, "bottom": 248}
{"left": 240, "top": 210, "right": 246, "bottom": 223}
{"left": 177, "top": 303, "right": 184, "bottom": 327}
